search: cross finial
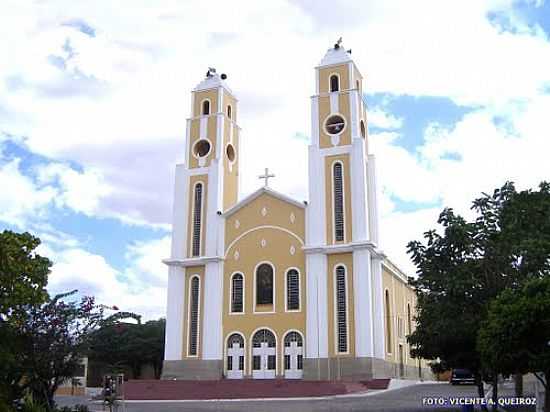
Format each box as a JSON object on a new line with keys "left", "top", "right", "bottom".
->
{"left": 258, "top": 168, "right": 275, "bottom": 187}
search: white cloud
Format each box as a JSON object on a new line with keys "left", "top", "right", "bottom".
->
{"left": 368, "top": 108, "right": 403, "bottom": 130}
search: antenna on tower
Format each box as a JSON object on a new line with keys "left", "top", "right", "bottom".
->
{"left": 206, "top": 67, "right": 216, "bottom": 78}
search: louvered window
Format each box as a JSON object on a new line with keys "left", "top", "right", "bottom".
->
{"left": 192, "top": 183, "right": 203, "bottom": 257}
{"left": 286, "top": 269, "right": 300, "bottom": 310}
{"left": 188, "top": 276, "right": 200, "bottom": 356}
{"left": 385, "top": 290, "right": 392, "bottom": 353}
{"left": 231, "top": 273, "right": 244, "bottom": 313}
{"left": 330, "top": 75, "right": 339, "bottom": 92}
{"left": 333, "top": 163, "right": 344, "bottom": 241}
{"left": 335, "top": 266, "right": 348, "bottom": 353}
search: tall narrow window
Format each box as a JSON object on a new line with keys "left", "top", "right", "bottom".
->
{"left": 192, "top": 183, "right": 203, "bottom": 257}
{"left": 227, "top": 105, "right": 232, "bottom": 119}
{"left": 231, "top": 273, "right": 244, "bottom": 313}
{"left": 202, "top": 100, "right": 210, "bottom": 115}
{"left": 286, "top": 269, "right": 300, "bottom": 311}
{"left": 335, "top": 266, "right": 348, "bottom": 353}
{"left": 188, "top": 276, "right": 200, "bottom": 356}
{"left": 330, "top": 74, "right": 339, "bottom": 92}
{"left": 333, "top": 163, "right": 344, "bottom": 242}
{"left": 256, "top": 264, "right": 273, "bottom": 305}
{"left": 385, "top": 290, "right": 392, "bottom": 353}
{"left": 407, "top": 304, "right": 412, "bottom": 335}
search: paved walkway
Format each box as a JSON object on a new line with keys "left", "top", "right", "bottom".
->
{"left": 122, "top": 379, "right": 390, "bottom": 400}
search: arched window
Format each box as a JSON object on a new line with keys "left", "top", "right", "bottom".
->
{"left": 333, "top": 162, "right": 344, "bottom": 242}
{"left": 286, "top": 269, "right": 300, "bottom": 311}
{"left": 231, "top": 273, "right": 244, "bottom": 313}
{"left": 335, "top": 265, "right": 348, "bottom": 353}
{"left": 256, "top": 264, "right": 273, "bottom": 305}
{"left": 330, "top": 74, "right": 339, "bottom": 92}
{"left": 360, "top": 120, "right": 366, "bottom": 139}
{"left": 227, "top": 105, "right": 232, "bottom": 119}
{"left": 202, "top": 100, "right": 210, "bottom": 115}
{"left": 192, "top": 183, "right": 203, "bottom": 257}
{"left": 385, "top": 290, "right": 392, "bottom": 353}
{"left": 188, "top": 276, "right": 200, "bottom": 356}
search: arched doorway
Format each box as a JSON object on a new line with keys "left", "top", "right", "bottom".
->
{"left": 226, "top": 333, "right": 245, "bottom": 379}
{"left": 283, "top": 331, "right": 303, "bottom": 379}
{"left": 251, "top": 329, "right": 276, "bottom": 379}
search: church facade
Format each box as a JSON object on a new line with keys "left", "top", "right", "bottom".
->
{"left": 162, "top": 43, "right": 431, "bottom": 381}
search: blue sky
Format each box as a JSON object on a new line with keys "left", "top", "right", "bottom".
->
{"left": 1, "top": 0, "right": 550, "bottom": 319}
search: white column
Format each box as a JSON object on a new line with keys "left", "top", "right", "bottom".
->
{"left": 164, "top": 266, "right": 186, "bottom": 360}
{"left": 371, "top": 256, "right": 385, "bottom": 359}
{"left": 353, "top": 249, "right": 374, "bottom": 357}
{"left": 205, "top": 161, "right": 221, "bottom": 256}
{"left": 170, "top": 165, "right": 189, "bottom": 259}
{"left": 367, "top": 154, "right": 379, "bottom": 245}
{"left": 305, "top": 253, "right": 328, "bottom": 358}
{"left": 306, "top": 145, "right": 326, "bottom": 247}
{"left": 202, "top": 261, "right": 223, "bottom": 359}
{"left": 350, "top": 138, "right": 369, "bottom": 242}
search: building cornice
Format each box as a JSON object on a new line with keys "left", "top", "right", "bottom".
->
{"left": 302, "top": 240, "right": 385, "bottom": 257}
{"left": 163, "top": 256, "right": 224, "bottom": 267}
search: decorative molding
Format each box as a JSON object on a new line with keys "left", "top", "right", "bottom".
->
{"left": 163, "top": 256, "right": 224, "bottom": 267}
{"left": 225, "top": 225, "right": 305, "bottom": 257}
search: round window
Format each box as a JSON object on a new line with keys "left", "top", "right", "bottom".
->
{"left": 193, "top": 139, "right": 211, "bottom": 157}
{"left": 325, "top": 115, "right": 346, "bottom": 135}
{"left": 226, "top": 144, "right": 236, "bottom": 162}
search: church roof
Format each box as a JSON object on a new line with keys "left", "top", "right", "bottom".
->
{"left": 194, "top": 71, "right": 233, "bottom": 94}
{"left": 318, "top": 43, "right": 353, "bottom": 67}
{"left": 222, "top": 186, "right": 306, "bottom": 218}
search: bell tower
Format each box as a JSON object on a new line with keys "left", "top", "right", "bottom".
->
{"left": 304, "top": 41, "right": 386, "bottom": 377}
{"left": 163, "top": 68, "right": 239, "bottom": 372}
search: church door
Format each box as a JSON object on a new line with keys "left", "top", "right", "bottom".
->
{"left": 252, "top": 329, "right": 276, "bottom": 379}
{"left": 226, "top": 333, "right": 244, "bottom": 379}
{"left": 284, "top": 332, "right": 303, "bottom": 379}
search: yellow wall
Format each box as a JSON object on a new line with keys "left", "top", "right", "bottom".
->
{"left": 326, "top": 253, "right": 355, "bottom": 357}
{"left": 193, "top": 89, "right": 218, "bottom": 117}
{"left": 222, "top": 192, "right": 306, "bottom": 376}
{"left": 319, "top": 64, "right": 350, "bottom": 93}
{"left": 324, "top": 155, "right": 353, "bottom": 245}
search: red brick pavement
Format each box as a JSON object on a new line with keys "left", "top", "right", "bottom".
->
{"left": 122, "top": 379, "right": 389, "bottom": 400}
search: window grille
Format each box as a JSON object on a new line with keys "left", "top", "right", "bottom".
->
{"left": 192, "top": 183, "right": 203, "bottom": 256}
{"left": 188, "top": 276, "right": 200, "bottom": 356}
{"left": 335, "top": 266, "right": 348, "bottom": 353}
{"left": 286, "top": 269, "right": 300, "bottom": 310}
{"left": 333, "top": 163, "right": 344, "bottom": 241}
{"left": 231, "top": 274, "right": 244, "bottom": 313}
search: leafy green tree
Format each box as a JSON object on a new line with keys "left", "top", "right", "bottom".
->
{"left": 478, "top": 277, "right": 550, "bottom": 411}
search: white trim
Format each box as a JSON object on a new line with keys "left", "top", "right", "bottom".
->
{"left": 328, "top": 72, "right": 341, "bottom": 93}
{"left": 302, "top": 240, "right": 382, "bottom": 256}
{"left": 225, "top": 226, "right": 304, "bottom": 258}
{"left": 319, "top": 145, "right": 351, "bottom": 157}
{"left": 189, "top": 180, "right": 206, "bottom": 257}
{"left": 329, "top": 93, "right": 339, "bottom": 114}
{"left": 352, "top": 249, "right": 374, "bottom": 358}
{"left": 229, "top": 272, "right": 245, "bottom": 315}
{"left": 333, "top": 263, "right": 350, "bottom": 355}
{"left": 187, "top": 166, "right": 209, "bottom": 176}
{"left": 199, "top": 116, "right": 208, "bottom": 140}
{"left": 217, "top": 87, "right": 223, "bottom": 114}
{"left": 323, "top": 112, "right": 346, "bottom": 137}
{"left": 283, "top": 267, "right": 301, "bottom": 313}
{"left": 249, "top": 326, "right": 279, "bottom": 376}
{"left": 253, "top": 261, "right": 276, "bottom": 314}
{"left": 350, "top": 138, "right": 369, "bottom": 242}
{"left": 223, "top": 186, "right": 305, "bottom": 218}
{"left": 330, "top": 160, "right": 347, "bottom": 244}
{"left": 224, "top": 331, "right": 246, "bottom": 376}
{"left": 186, "top": 274, "right": 201, "bottom": 358}
{"left": 163, "top": 255, "right": 223, "bottom": 267}
{"left": 191, "top": 138, "right": 213, "bottom": 161}
{"left": 310, "top": 97, "right": 320, "bottom": 147}
{"left": 164, "top": 266, "right": 186, "bottom": 360}
{"left": 200, "top": 97, "right": 212, "bottom": 116}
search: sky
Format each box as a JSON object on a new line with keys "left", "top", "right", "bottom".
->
{"left": 1, "top": 0, "right": 549, "bottom": 320}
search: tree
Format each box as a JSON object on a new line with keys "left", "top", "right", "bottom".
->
{"left": 15, "top": 291, "right": 104, "bottom": 410}
{"left": 407, "top": 182, "right": 550, "bottom": 408}
{"left": 478, "top": 277, "right": 550, "bottom": 412}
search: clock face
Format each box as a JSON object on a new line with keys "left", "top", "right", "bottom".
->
{"left": 325, "top": 115, "right": 346, "bottom": 135}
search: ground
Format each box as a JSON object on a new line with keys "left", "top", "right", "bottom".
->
{"left": 56, "top": 381, "right": 536, "bottom": 412}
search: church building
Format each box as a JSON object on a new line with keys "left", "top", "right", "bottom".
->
{"left": 162, "top": 42, "right": 431, "bottom": 381}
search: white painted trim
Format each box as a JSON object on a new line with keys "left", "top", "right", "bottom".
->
{"left": 283, "top": 267, "right": 301, "bottom": 313}
{"left": 303, "top": 240, "right": 382, "bottom": 256}
{"left": 224, "top": 331, "right": 246, "bottom": 376}
{"left": 367, "top": 154, "right": 380, "bottom": 245}
{"left": 311, "top": 97, "right": 320, "bottom": 148}
{"left": 328, "top": 72, "right": 341, "bottom": 93}
{"left": 163, "top": 255, "right": 223, "bottom": 267}
{"left": 352, "top": 249, "right": 374, "bottom": 358}
{"left": 249, "top": 326, "right": 279, "bottom": 376}
{"left": 186, "top": 274, "right": 201, "bottom": 358}
{"left": 330, "top": 160, "right": 347, "bottom": 244}
{"left": 253, "top": 261, "right": 276, "bottom": 314}
{"left": 202, "top": 261, "right": 224, "bottom": 360}
{"left": 350, "top": 138, "right": 369, "bottom": 242}
{"left": 371, "top": 256, "right": 385, "bottom": 359}
{"left": 217, "top": 87, "right": 223, "bottom": 114}
{"left": 332, "top": 263, "right": 350, "bottom": 355}
{"left": 229, "top": 272, "right": 245, "bottom": 315}
{"left": 164, "top": 266, "right": 186, "bottom": 360}
{"left": 319, "top": 145, "right": 351, "bottom": 157}
{"left": 199, "top": 116, "right": 208, "bottom": 140}
{"left": 189, "top": 180, "right": 206, "bottom": 257}
{"left": 187, "top": 166, "right": 209, "bottom": 176}
{"left": 225, "top": 225, "right": 305, "bottom": 258}
{"left": 185, "top": 120, "right": 191, "bottom": 167}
